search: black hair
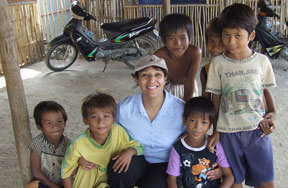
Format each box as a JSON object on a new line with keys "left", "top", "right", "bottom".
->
{"left": 159, "top": 13, "right": 193, "bottom": 43}
{"left": 218, "top": 3, "right": 258, "bottom": 35}
{"left": 81, "top": 92, "right": 116, "bottom": 119}
{"left": 205, "top": 17, "right": 222, "bottom": 44}
{"left": 33, "top": 101, "right": 67, "bottom": 127}
{"left": 183, "top": 97, "right": 216, "bottom": 126}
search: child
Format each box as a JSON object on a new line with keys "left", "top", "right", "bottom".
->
{"left": 200, "top": 17, "right": 225, "bottom": 98}
{"left": 206, "top": 3, "right": 276, "bottom": 187}
{"left": 201, "top": 17, "right": 275, "bottom": 116}
{"left": 167, "top": 97, "right": 234, "bottom": 188}
{"left": 61, "top": 92, "right": 144, "bottom": 188}
{"left": 27, "top": 101, "right": 70, "bottom": 188}
{"left": 154, "top": 13, "right": 201, "bottom": 101}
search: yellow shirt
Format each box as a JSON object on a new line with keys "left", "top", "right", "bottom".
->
{"left": 61, "top": 124, "right": 144, "bottom": 188}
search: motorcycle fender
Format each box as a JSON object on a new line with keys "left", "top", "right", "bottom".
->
{"left": 114, "top": 27, "right": 158, "bottom": 43}
{"left": 146, "top": 29, "right": 161, "bottom": 42}
{"left": 49, "top": 34, "right": 72, "bottom": 46}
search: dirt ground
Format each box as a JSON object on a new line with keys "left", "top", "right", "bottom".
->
{"left": 0, "top": 57, "right": 287, "bottom": 187}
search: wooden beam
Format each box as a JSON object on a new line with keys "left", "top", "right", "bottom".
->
{"left": 85, "top": 0, "right": 91, "bottom": 29}
{"left": 0, "top": 0, "right": 32, "bottom": 186}
{"left": 162, "top": 0, "right": 170, "bottom": 16}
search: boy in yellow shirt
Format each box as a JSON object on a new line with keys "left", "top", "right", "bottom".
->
{"left": 61, "top": 92, "right": 144, "bottom": 188}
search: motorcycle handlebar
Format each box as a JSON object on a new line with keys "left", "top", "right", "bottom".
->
{"left": 274, "top": 13, "right": 280, "bottom": 19}
{"left": 83, "top": 13, "right": 97, "bottom": 21}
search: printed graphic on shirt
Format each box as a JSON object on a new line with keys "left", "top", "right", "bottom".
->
{"left": 221, "top": 74, "right": 265, "bottom": 117}
{"left": 191, "top": 158, "right": 211, "bottom": 183}
{"left": 180, "top": 152, "right": 220, "bottom": 188}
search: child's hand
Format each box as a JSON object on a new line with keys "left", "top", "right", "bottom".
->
{"left": 176, "top": 132, "right": 188, "bottom": 141}
{"left": 49, "top": 184, "right": 61, "bottom": 188}
{"left": 206, "top": 162, "right": 223, "bottom": 180}
{"left": 112, "top": 148, "right": 137, "bottom": 173}
{"left": 78, "top": 157, "right": 98, "bottom": 171}
{"left": 259, "top": 112, "right": 276, "bottom": 137}
{"left": 263, "top": 112, "right": 276, "bottom": 122}
{"left": 208, "top": 131, "right": 219, "bottom": 153}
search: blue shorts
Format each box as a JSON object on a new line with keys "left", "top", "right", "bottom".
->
{"left": 220, "top": 129, "right": 274, "bottom": 186}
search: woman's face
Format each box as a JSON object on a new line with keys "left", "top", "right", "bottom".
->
{"left": 136, "top": 66, "right": 167, "bottom": 98}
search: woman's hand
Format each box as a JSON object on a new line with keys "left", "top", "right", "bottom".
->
{"left": 112, "top": 148, "right": 137, "bottom": 173}
{"left": 78, "top": 157, "right": 98, "bottom": 171}
{"left": 206, "top": 162, "right": 223, "bottom": 180}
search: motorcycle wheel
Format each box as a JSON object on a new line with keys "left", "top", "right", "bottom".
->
{"left": 280, "top": 46, "right": 288, "bottom": 61}
{"left": 123, "top": 35, "right": 158, "bottom": 69}
{"left": 250, "top": 41, "right": 266, "bottom": 54}
{"left": 45, "top": 42, "right": 78, "bottom": 71}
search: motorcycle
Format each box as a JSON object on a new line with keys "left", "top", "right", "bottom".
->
{"left": 45, "top": 1, "right": 159, "bottom": 72}
{"left": 251, "top": 0, "right": 288, "bottom": 61}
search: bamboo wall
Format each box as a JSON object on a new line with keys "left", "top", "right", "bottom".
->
{"left": 89, "top": 0, "right": 124, "bottom": 38}
{"left": 0, "top": 2, "right": 44, "bottom": 74}
{"left": 1, "top": 0, "right": 287, "bottom": 74}
{"left": 39, "top": 0, "right": 72, "bottom": 42}
{"left": 40, "top": 0, "right": 288, "bottom": 49}
{"left": 123, "top": 0, "right": 288, "bottom": 56}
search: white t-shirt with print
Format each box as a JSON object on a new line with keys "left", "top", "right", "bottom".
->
{"left": 206, "top": 52, "right": 276, "bottom": 133}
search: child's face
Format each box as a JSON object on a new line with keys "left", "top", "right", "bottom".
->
{"left": 222, "top": 28, "right": 255, "bottom": 59}
{"left": 83, "top": 107, "right": 115, "bottom": 142}
{"left": 136, "top": 66, "right": 167, "bottom": 98}
{"left": 39, "top": 111, "right": 65, "bottom": 145}
{"left": 207, "top": 35, "right": 226, "bottom": 57}
{"left": 164, "top": 28, "right": 191, "bottom": 58}
{"left": 183, "top": 112, "right": 210, "bottom": 144}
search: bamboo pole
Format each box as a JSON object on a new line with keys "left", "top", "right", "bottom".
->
{"left": 0, "top": 0, "right": 32, "bottom": 186}
{"left": 60, "top": 0, "right": 65, "bottom": 30}
{"left": 55, "top": 0, "right": 61, "bottom": 34}
{"left": 42, "top": 0, "right": 49, "bottom": 41}
{"left": 85, "top": 0, "right": 91, "bottom": 29}
{"left": 162, "top": 0, "right": 170, "bottom": 16}
{"left": 49, "top": 0, "right": 56, "bottom": 40}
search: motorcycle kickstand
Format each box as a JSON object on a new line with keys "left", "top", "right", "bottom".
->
{"left": 102, "top": 59, "right": 109, "bottom": 72}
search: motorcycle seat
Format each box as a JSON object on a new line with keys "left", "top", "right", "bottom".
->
{"left": 101, "top": 17, "right": 156, "bottom": 32}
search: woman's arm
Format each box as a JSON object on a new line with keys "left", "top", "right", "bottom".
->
{"left": 30, "top": 150, "right": 61, "bottom": 188}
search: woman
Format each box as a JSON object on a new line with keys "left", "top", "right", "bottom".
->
{"left": 79, "top": 55, "right": 223, "bottom": 187}
{"left": 107, "top": 55, "right": 186, "bottom": 188}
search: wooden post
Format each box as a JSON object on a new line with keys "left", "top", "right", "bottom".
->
{"left": 84, "top": 0, "right": 91, "bottom": 30}
{"left": 162, "top": 0, "right": 170, "bottom": 16}
{"left": 0, "top": 0, "right": 32, "bottom": 186}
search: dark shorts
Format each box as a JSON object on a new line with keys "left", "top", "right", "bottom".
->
{"left": 107, "top": 155, "right": 168, "bottom": 188}
{"left": 220, "top": 129, "right": 274, "bottom": 186}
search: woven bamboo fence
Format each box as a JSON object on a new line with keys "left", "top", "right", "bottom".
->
{"left": 0, "top": 2, "right": 44, "bottom": 74}
{"left": 122, "top": 0, "right": 288, "bottom": 56}
{"left": 40, "top": 0, "right": 288, "bottom": 51}
{"left": 1, "top": 0, "right": 287, "bottom": 74}
{"left": 39, "top": 0, "right": 73, "bottom": 42}
{"left": 89, "top": 0, "right": 124, "bottom": 38}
